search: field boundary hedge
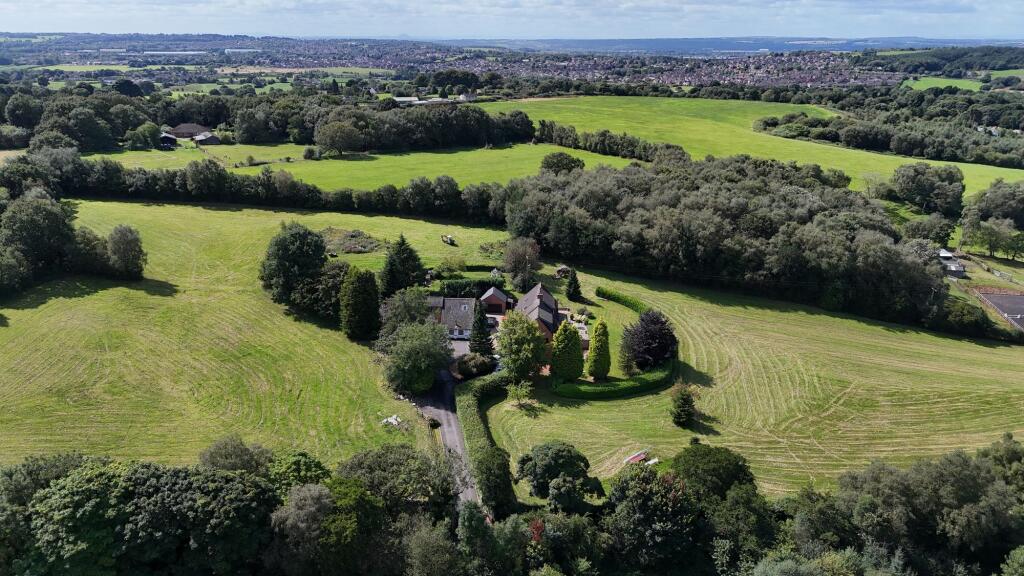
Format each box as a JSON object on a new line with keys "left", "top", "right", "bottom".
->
{"left": 455, "top": 373, "right": 509, "bottom": 478}
{"left": 595, "top": 285, "right": 649, "bottom": 313}
{"left": 551, "top": 360, "right": 678, "bottom": 400}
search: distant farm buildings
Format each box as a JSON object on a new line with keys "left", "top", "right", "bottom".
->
{"left": 938, "top": 249, "right": 966, "bottom": 278}
{"left": 168, "top": 123, "right": 210, "bottom": 139}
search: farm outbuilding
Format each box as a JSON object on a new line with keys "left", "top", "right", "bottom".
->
{"left": 169, "top": 123, "right": 211, "bottom": 139}
{"left": 193, "top": 132, "right": 221, "bottom": 145}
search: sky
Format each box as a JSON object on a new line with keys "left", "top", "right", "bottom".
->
{"left": 0, "top": 0, "right": 1022, "bottom": 40}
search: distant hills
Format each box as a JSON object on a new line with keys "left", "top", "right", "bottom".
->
{"left": 443, "top": 37, "right": 1024, "bottom": 55}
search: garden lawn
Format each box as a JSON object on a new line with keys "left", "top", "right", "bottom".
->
{"left": 480, "top": 96, "right": 1024, "bottom": 195}
{"left": 88, "top": 143, "right": 634, "bottom": 189}
{"left": 0, "top": 200, "right": 507, "bottom": 466}
{"left": 486, "top": 268, "right": 1024, "bottom": 496}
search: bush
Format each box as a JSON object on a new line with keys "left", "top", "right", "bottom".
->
{"left": 554, "top": 360, "right": 675, "bottom": 399}
{"left": 198, "top": 434, "right": 273, "bottom": 476}
{"left": 937, "top": 298, "right": 992, "bottom": 337}
{"left": 381, "top": 321, "right": 452, "bottom": 395}
{"left": 474, "top": 446, "right": 517, "bottom": 519}
{"left": 540, "top": 152, "right": 585, "bottom": 174}
{"left": 106, "top": 224, "right": 147, "bottom": 280}
{"left": 439, "top": 277, "right": 505, "bottom": 297}
{"left": 595, "top": 286, "right": 649, "bottom": 314}
{"left": 620, "top": 309, "right": 678, "bottom": 373}
{"left": 456, "top": 352, "right": 495, "bottom": 380}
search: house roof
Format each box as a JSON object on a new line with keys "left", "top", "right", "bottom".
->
{"left": 440, "top": 298, "right": 476, "bottom": 330}
{"left": 170, "top": 123, "right": 210, "bottom": 134}
{"left": 515, "top": 283, "right": 560, "bottom": 333}
{"left": 480, "top": 286, "right": 509, "bottom": 303}
{"left": 194, "top": 132, "right": 219, "bottom": 141}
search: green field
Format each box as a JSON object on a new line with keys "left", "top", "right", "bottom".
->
{"left": 88, "top": 143, "right": 634, "bottom": 189}
{"left": 34, "top": 64, "right": 202, "bottom": 72}
{"left": 480, "top": 96, "right": 1024, "bottom": 195}
{"left": 0, "top": 200, "right": 510, "bottom": 466}
{"left": 903, "top": 77, "right": 983, "bottom": 91}
{"left": 486, "top": 269, "right": 1024, "bottom": 495}
{"left": 3, "top": 200, "right": 1023, "bottom": 495}
{"left": 991, "top": 69, "right": 1024, "bottom": 78}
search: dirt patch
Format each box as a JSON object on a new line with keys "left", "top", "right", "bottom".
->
{"left": 319, "top": 227, "right": 383, "bottom": 254}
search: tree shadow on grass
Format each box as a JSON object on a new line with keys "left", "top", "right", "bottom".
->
{"left": 583, "top": 267, "right": 1021, "bottom": 349}
{"left": 689, "top": 412, "right": 721, "bottom": 437}
{"left": 0, "top": 313, "right": 7, "bottom": 327}
{"left": 1, "top": 275, "right": 178, "bottom": 312}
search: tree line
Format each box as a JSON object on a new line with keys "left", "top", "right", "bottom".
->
{"left": 0, "top": 83, "right": 534, "bottom": 153}
{"left": 4, "top": 144, "right": 1006, "bottom": 337}
{"left": 4, "top": 431, "right": 1024, "bottom": 576}
{"left": 0, "top": 156, "right": 148, "bottom": 299}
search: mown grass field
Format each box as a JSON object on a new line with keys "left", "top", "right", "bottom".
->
{"left": 903, "top": 77, "right": 983, "bottom": 91}
{"left": 480, "top": 96, "right": 1024, "bottom": 195}
{"left": 991, "top": 69, "right": 1024, "bottom": 78}
{"left": 87, "top": 143, "right": 633, "bottom": 189}
{"left": 0, "top": 200, "right": 507, "bottom": 466}
{"left": 486, "top": 268, "right": 1024, "bottom": 496}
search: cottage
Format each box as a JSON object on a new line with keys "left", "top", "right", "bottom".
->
{"left": 439, "top": 298, "right": 476, "bottom": 339}
{"left": 458, "top": 92, "right": 478, "bottom": 102}
{"left": 193, "top": 131, "right": 221, "bottom": 146}
{"left": 169, "top": 123, "right": 211, "bottom": 139}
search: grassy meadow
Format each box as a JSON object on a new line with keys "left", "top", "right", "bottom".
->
{"left": 2, "top": 200, "right": 1023, "bottom": 494}
{"left": 0, "top": 200, "right": 506, "bottom": 466}
{"left": 487, "top": 268, "right": 1024, "bottom": 495}
{"left": 87, "top": 143, "right": 634, "bottom": 189}
{"left": 903, "top": 77, "right": 983, "bottom": 91}
{"left": 480, "top": 96, "right": 1024, "bottom": 195}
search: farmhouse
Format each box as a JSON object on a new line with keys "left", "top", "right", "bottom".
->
{"left": 515, "top": 283, "right": 563, "bottom": 340}
{"left": 426, "top": 287, "right": 514, "bottom": 341}
{"left": 159, "top": 133, "right": 178, "bottom": 148}
{"left": 169, "top": 123, "right": 211, "bottom": 139}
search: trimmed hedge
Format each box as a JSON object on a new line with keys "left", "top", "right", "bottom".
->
{"left": 595, "top": 286, "right": 649, "bottom": 314}
{"left": 551, "top": 360, "right": 678, "bottom": 400}
{"left": 455, "top": 372, "right": 511, "bottom": 487}
{"left": 439, "top": 277, "right": 506, "bottom": 298}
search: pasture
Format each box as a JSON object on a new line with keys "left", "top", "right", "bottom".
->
{"left": 0, "top": 200, "right": 506, "bottom": 465}
{"left": 2, "top": 200, "right": 1023, "bottom": 495}
{"left": 991, "top": 69, "right": 1024, "bottom": 78}
{"left": 88, "top": 143, "right": 634, "bottom": 189}
{"left": 486, "top": 268, "right": 1024, "bottom": 495}
{"left": 903, "top": 77, "right": 983, "bottom": 91}
{"left": 480, "top": 96, "right": 1024, "bottom": 195}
